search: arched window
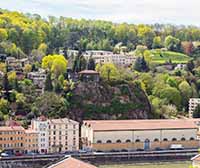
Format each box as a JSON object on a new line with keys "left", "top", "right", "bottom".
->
{"left": 163, "top": 138, "right": 168, "bottom": 141}
{"left": 135, "top": 139, "right": 140, "bottom": 142}
{"left": 126, "top": 139, "right": 131, "bottom": 143}
{"left": 116, "top": 139, "right": 121, "bottom": 143}
{"left": 172, "top": 138, "right": 177, "bottom": 141}
{"left": 154, "top": 138, "right": 159, "bottom": 142}
{"left": 97, "top": 140, "right": 102, "bottom": 144}
{"left": 190, "top": 137, "right": 195, "bottom": 141}
{"left": 181, "top": 137, "right": 186, "bottom": 141}
{"left": 106, "top": 140, "right": 112, "bottom": 143}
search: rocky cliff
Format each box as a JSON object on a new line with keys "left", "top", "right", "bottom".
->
{"left": 69, "top": 81, "right": 152, "bottom": 121}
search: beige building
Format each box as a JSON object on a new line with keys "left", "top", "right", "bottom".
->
{"left": 191, "top": 154, "right": 200, "bottom": 168}
{"left": 24, "top": 129, "right": 39, "bottom": 153}
{"left": 81, "top": 119, "right": 200, "bottom": 152}
{"left": 0, "top": 126, "right": 25, "bottom": 153}
{"left": 189, "top": 98, "right": 200, "bottom": 118}
{"left": 48, "top": 118, "right": 79, "bottom": 153}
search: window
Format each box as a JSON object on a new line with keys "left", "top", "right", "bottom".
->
{"left": 116, "top": 139, "right": 121, "bottom": 143}
{"left": 154, "top": 138, "right": 159, "bottom": 142}
{"left": 163, "top": 138, "right": 168, "bottom": 141}
{"left": 172, "top": 138, "right": 177, "bottom": 141}
{"left": 190, "top": 137, "right": 195, "bottom": 141}
{"left": 181, "top": 137, "right": 186, "bottom": 141}
{"left": 106, "top": 140, "right": 112, "bottom": 143}
{"left": 126, "top": 139, "right": 131, "bottom": 143}
{"left": 135, "top": 139, "right": 140, "bottom": 142}
{"left": 97, "top": 140, "right": 102, "bottom": 144}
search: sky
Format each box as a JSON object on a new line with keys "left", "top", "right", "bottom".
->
{"left": 1, "top": 0, "right": 200, "bottom": 26}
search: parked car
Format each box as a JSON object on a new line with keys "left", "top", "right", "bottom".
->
{"left": 136, "top": 148, "right": 144, "bottom": 151}
{"left": 15, "top": 151, "right": 23, "bottom": 156}
{"left": 170, "top": 144, "right": 184, "bottom": 150}
{"left": 155, "top": 147, "right": 163, "bottom": 151}
{"left": 1, "top": 152, "right": 10, "bottom": 157}
{"left": 27, "top": 152, "right": 37, "bottom": 156}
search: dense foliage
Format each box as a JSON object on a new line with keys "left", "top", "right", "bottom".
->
{"left": 1, "top": 9, "right": 200, "bottom": 122}
{"left": 1, "top": 9, "right": 200, "bottom": 56}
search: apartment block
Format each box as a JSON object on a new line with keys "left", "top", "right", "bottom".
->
{"left": 83, "top": 50, "right": 136, "bottom": 67}
{"left": 48, "top": 118, "right": 79, "bottom": 153}
{"left": 0, "top": 126, "right": 25, "bottom": 153}
{"left": 31, "top": 117, "right": 79, "bottom": 154}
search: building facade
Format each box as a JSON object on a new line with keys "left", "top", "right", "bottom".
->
{"left": 48, "top": 118, "right": 79, "bottom": 153}
{"left": 82, "top": 119, "right": 200, "bottom": 152}
{"left": 83, "top": 50, "right": 135, "bottom": 67}
{"left": 31, "top": 117, "right": 79, "bottom": 154}
{"left": 0, "top": 126, "right": 25, "bottom": 153}
{"left": 189, "top": 98, "right": 200, "bottom": 118}
{"left": 24, "top": 129, "right": 39, "bottom": 153}
{"left": 31, "top": 119, "right": 49, "bottom": 154}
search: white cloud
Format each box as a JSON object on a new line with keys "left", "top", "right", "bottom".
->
{"left": 0, "top": 0, "right": 200, "bottom": 25}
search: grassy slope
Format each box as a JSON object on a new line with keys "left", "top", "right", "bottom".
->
{"left": 100, "top": 162, "right": 190, "bottom": 168}
{"left": 151, "top": 49, "right": 191, "bottom": 64}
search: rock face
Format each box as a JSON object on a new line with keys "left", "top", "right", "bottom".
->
{"left": 69, "top": 81, "right": 152, "bottom": 121}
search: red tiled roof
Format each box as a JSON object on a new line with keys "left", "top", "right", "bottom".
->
{"left": 83, "top": 119, "right": 200, "bottom": 131}
{"left": 48, "top": 157, "right": 97, "bottom": 168}
{"left": 78, "top": 70, "right": 99, "bottom": 75}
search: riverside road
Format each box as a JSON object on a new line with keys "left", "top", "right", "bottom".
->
{"left": 0, "top": 149, "right": 198, "bottom": 168}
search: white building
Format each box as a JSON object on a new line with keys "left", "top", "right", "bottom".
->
{"left": 189, "top": 98, "right": 200, "bottom": 118}
{"left": 31, "top": 118, "right": 49, "bottom": 154}
{"left": 83, "top": 50, "right": 135, "bottom": 67}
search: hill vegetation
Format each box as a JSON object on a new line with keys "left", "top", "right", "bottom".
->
{"left": 151, "top": 49, "right": 191, "bottom": 64}
{"left": 1, "top": 9, "right": 200, "bottom": 124}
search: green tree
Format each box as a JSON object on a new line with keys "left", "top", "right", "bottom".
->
{"left": 87, "top": 57, "right": 95, "bottom": 70}
{"left": 164, "top": 35, "right": 181, "bottom": 52}
{"left": 0, "top": 28, "right": 8, "bottom": 42}
{"left": 42, "top": 54, "right": 68, "bottom": 77}
{"left": 152, "top": 36, "right": 162, "bottom": 49}
{"left": 134, "top": 57, "right": 149, "bottom": 72}
{"left": 160, "top": 86, "right": 181, "bottom": 107}
{"left": 0, "top": 98, "right": 9, "bottom": 115}
{"left": 178, "top": 81, "right": 192, "bottom": 107}
{"left": 32, "top": 92, "right": 69, "bottom": 118}
{"left": 96, "top": 63, "right": 119, "bottom": 81}
{"left": 45, "top": 73, "right": 53, "bottom": 92}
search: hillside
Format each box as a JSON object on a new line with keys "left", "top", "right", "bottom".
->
{"left": 151, "top": 49, "right": 191, "bottom": 64}
{"left": 69, "top": 81, "right": 152, "bottom": 121}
